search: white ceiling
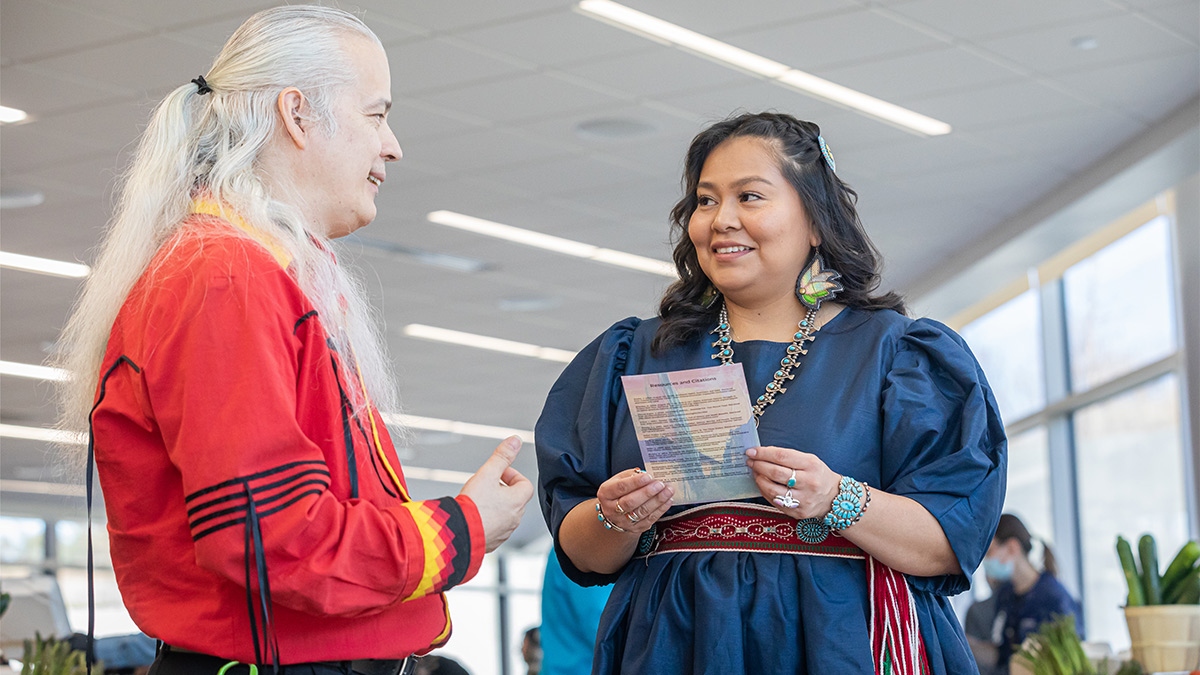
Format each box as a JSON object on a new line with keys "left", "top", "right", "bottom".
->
{"left": 2, "top": 0, "right": 1198, "bottom": 544}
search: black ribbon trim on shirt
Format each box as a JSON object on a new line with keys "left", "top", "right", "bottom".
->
{"left": 293, "top": 310, "right": 318, "bottom": 335}
{"left": 243, "top": 483, "right": 281, "bottom": 674}
{"left": 186, "top": 463, "right": 330, "bottom": 541}
{"left": 354, "top": 414, "right": 398, "bottom": 498}
{"left": 328, "top": 354, "right": 360, "bottom": 499}
{"left": 87, "top": 355, "right": 142, "bottom": 675}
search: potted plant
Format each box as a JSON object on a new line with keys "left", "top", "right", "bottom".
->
{"left": 18, "top": 633, "right": 93, "bottom": 675}
{"left": 1117, "top": 534, "right": 1200, "bottom": 671}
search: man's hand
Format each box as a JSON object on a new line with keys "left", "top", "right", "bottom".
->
{"left": 460, "top": 436, "right": 533, "bottom": 552}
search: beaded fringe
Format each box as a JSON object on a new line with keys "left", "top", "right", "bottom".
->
{"left": 869, "top": 556, "right": 930, "bottom": 675}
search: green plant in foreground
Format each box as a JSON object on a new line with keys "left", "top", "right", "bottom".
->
{"left": 1014, "top": 615, "right": 1093, "bottom": 675}
{"left": 1116, "top": 534, "right": 1200, "bottom": 606}
{"left": 19, "top": 633, "right": 96, "bottom": 675}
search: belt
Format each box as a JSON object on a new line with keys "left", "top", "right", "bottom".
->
{"left": 633, "top": 501, "right": 864, "bottom": 559}
{"left": 156, "top": 645, "right": 418, "bottom": 675}
{"left": 629, "top": 501, "right": 932, "bottom": 675}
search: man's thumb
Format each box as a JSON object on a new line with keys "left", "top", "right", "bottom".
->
{"left": 479, "top": 436, "right": 523, "bottom": 479}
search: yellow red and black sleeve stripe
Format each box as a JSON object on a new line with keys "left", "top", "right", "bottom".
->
{"left": 398, "top": 497, "right": 479, "bottom": 600}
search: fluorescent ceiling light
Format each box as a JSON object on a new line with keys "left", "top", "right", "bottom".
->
{"left": 427, "top": 210, "right": 676, "bottom": 277}
{"left": 575, "top": 0, "right": 952, "bottom": 137}
{"left": 0, "top": 479, "right": 87, "bottom": 498}
{"left": 383, "top": 412, "right": 534, "bottom": 443}
{"left": 403, "top": 324, "right": 576, "bottom": 363}
{"left": 0, "top": 423, "right": 85, "bottom": 445}
{"left": 1, "top": 361, "right": 70, "bottom": 382}
{"left": 0, "top": 105, "right": 29, "bottom": 124}
{"left": 0, "top": 251, "right": 90, "bottom": 278}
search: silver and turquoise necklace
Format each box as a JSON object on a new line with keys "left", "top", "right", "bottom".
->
{"left": 711, "top": 301, "right": 817, "bottom": 426}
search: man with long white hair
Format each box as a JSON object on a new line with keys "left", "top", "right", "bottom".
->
{"left": 55, "top": 7, "right": 532, "bottom": 675}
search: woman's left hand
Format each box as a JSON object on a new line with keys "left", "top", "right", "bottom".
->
{"left": 745, "top": 446, "right": 840, "bottom": 520}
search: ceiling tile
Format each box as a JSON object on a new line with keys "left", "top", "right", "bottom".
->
{"left": 833, "top": 132, "right": 1009, "bottom": 183}
{"left": 398, "top": 128, "right": 573, "bottom": 174}
{"left": 13, "top": 99, "right": 154, "bottom": 160}
{"left": 1, "top": 124, "right": 110, "bottom": 172}
{"left": 1050, "top": 51, "right": 1200, "bottom": 124}
{"left": 726, "top": 8, "right": 944, "bottom": 71}
{"left": 54, "top": 0, "right": 275, "bottom": 31}
{"left": 620, "top": 0, "right": 851, "bottom": 37}
{"left": 0, "top": 64, "right": 126, "bottom": 116}
{"left": 978, "top": 12, "right": 1195, "bottom": 74}
{"left": 1139, "top": 2, "right": 1200, "bottom": 43}
{"left": 479, "top": 153, "right": 643, "bottom": 195}
{"left": 909, "top": 79, "right": 1095, "bottom": 130}
{"left": 1, "top": 0, "right": 143, "bottom": 66}
{"left": 389, "top": 37, "right": 531, "bottom": 96}
{"left": 656, "top": 79, "right": 842, "bottom": 125}
{"left": 884, "top": 0, "right": 1119, "bottom": 40}
{"left": 561, "top": 46, "right": 747, "bottom": 100}
{"left": 422, "top": 72, "right": 624, "bottom": 124}
{"left": 452, "top": 9, "right": 653, "bottom": 68}
{"left": 0, "top": 194, "right": 106, "bottom": 261}
{"left": 821, "top": 46, "right": 1024, "bottom": 103}
{"left": 366, "top": 0, "right": 571, "bottom": 33}
{"left": 967, "top": 108, "right": 1148, "bottom": 175}
{"left": 31, "top": 34, "right": 217, "bottom": 97}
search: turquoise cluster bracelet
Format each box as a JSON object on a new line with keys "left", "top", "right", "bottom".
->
{"left": 823, "top": 476, "right": 870, "bottom": 532}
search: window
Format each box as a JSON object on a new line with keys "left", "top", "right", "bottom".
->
{"left": 1063, "top": 216, "right": 1177, "bottom": 392}
{"left": 1003, "top": 426, "right": 1053, "bottom": 544}
{"left": 960, "top": 289, "right": 1045, "bottom": 423}
{"left": 504, "top": 549, "right": 547, "bottom": 675}
{"left": 55, "top": 520, "right": 112, "bottom": 569}
{"left": 0, "top": 516, "right": 45, "bottom": 566}
{"left": 942, "top": 196, "right": 1188, "bottom": 655}
{"left": 1074, "top": 374, "right": 1187, "bottom": 649}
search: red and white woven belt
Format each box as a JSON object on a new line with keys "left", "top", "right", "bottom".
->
{"left": 632, "top": 501, "right": 931, "bottom": 675}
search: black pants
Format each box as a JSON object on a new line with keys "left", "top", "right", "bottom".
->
{"left": 149, "top": 647, "right": 417, "bottom": 675}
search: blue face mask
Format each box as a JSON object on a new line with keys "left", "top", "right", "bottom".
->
{"left": 983, "top": 556, "right": 1014, "bottom": 581}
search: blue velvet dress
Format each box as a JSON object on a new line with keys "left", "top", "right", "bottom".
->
{"left": 535, "top": 308, "right": 1007, "bottom": 674}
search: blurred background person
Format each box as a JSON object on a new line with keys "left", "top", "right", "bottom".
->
{"left": 986, "top": 513, "right": 1083, "bottom": 672}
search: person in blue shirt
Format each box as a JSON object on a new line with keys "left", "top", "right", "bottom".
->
{"left": 985, "top": 513, "right": 1083, "bottom": 669}
{"left": 539, "top": 549, "right": 611, "bottom": 675}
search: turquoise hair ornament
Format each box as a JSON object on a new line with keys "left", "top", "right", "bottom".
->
{"left": 817, "top": 135, "right": 836, "bottom": 172}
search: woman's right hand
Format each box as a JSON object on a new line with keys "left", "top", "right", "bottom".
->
{"left": 596, "top": 468, "right": 674, "bottom": 534}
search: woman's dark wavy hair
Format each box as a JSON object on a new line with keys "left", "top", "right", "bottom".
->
{"left": 652, "top": 112, "right": 905, "bottom": 355}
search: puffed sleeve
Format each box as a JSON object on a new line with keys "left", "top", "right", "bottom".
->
{"left": 881, "top": 318, "right": 1007, "bottom": 595}
{"left": 535, "top": 317, "right": 640, "bottom": 587}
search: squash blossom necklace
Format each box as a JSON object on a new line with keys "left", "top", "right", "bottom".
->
{"left": 710, "top": 253, "right": 843, "bottom": 426}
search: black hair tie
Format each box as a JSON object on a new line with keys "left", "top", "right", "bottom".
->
{"left": 191, "top": 75, "right": 212, "bottom": 95}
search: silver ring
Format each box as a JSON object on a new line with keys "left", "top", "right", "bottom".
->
{"left": 774, "top": 490, "right": 799, "bottom": 509}
{"left": 626, "top": 509, "right": 641, "bottom": 523}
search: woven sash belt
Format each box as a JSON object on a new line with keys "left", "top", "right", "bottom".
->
{"left": 633, "top": 502, "right": 931, "bottom": 675}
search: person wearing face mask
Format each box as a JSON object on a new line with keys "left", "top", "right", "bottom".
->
{"left": 964, "top": 572, "right": 1005, "bottom": 675}
{"left": 985, "top": 514, "right": 1083, "bottom": 670}
{"left": 534, "top": 112, "right": 1007, "bottom": 674}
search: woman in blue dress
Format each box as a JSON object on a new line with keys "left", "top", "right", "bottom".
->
{"left": 535, "top": 112, "right": 1007, "bottom": 674}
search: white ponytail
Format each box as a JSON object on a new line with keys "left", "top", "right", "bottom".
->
{"left": 57, "top": 5, "right": 400, "bottom": 443}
